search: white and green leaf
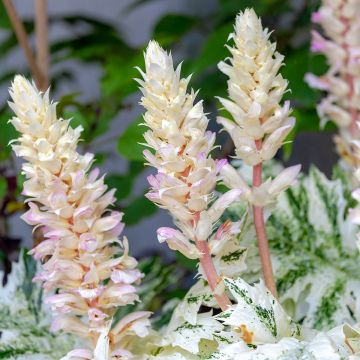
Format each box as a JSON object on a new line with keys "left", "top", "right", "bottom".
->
{"left": 226, "top": 165, "right": 360, "bottom": 331}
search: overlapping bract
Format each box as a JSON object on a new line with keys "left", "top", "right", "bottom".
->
{"left": 138, "top": 41, "right": 241, "bottom": 261}
{"left": 305, "top": 0, "right": 360, "bottom": 165}
{"left": 216, "top": 9, "right": 300, "bottom": 206}
{"left": 9, "top": 76, "right": 150, "bottom": 360}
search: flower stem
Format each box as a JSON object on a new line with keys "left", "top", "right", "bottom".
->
{"left": 252, "top": 139, "right": 277, "bottom": 297}
{"left": 2, "top": 0, "right": 45, "bottom": 89}
{"left": 35, "top": 0, "right": 49, "bottom": 90}
{"left": 195, "top": 238, "right": 231, "bottom": 311}
{"left": 341, "top": 15, "right": 358, "bottom": 142}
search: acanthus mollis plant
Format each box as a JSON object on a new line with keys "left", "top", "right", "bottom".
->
{"left": 137, "top": 40, "right": 244, "bottom": 311}
{"left": 305, "top": 0, "right": 360, "bottom": 168}
{"left": 8, "top": 76, "right": 151, "bottom": 360}
{"left": 129, "top": 8, "right": 360, "bottom": 360}
{"left": 215, "top": 9, "right": 301, "bottom": 296}
{"left": 6, "top": 6, "right": 360, "bottom": 360}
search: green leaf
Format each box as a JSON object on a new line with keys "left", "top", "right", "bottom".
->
{"left": 64, "top": 110, "right": 90, "bottom": 140}
{"left": 282, "top": 47, "right": 327, "bottom": 107}
{"left": 0, "top": 111, "right": 18, "bottom": 160}
{"left": 16, "top": 173, "right": 25, "bottom": 193}
{"left": 0, "top": 2, "right": 11, "bottom": 29}
{"left": 101, "top": 53, "right": 143, "bottom": 99}
{"left": 218, "top": 0, "right": 269, "bottom": 19}
{"left": 282, "top": 109, "right": 336, "bottom": 160}
{"left": 105, "top": 174, "right": 133, "bottom": 201}
{"left": 123, "top": 195, "right": 157, "bottom": 225}
{"left": 93, "top": 152, "right": 107, "bottom": 165}
{"left": 56, "top": 92, "right": 82, "bottom": 117}
{"left": 188, "top": 22, "right": 233, "bottom": 74}
{"left": 129, "top": 161, "right": 145, "bottom": 176}
{"left": 175, "top": 252, "right": 197, "bottom": 272}
{"left": 153, "top": 14, "right": 198, "bottom": 46}
{"left": 117, "top": 116, "right": 146, "bottom": 161}
{"left": 0, "top": 178, "right": 7, "bottom": 200}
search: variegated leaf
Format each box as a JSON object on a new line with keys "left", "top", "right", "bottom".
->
{"left": 226, "top": 165, "right": 360, "bottom": 331}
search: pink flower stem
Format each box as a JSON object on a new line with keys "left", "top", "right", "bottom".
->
{"left": 195, "top": 237, "right": 231, "bottom": 311}
{"left": 252, "top": 139, "right": 277, "bottom": 297}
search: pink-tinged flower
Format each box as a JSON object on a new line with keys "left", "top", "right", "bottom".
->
{"left": 50, "top": 316, "right": 89, "bottom": 337}
{"left": 311, "top": 11, "right": 322, "bottom": 23}
{"left": 61, "top": 348, "right": 93, "bottom": 360}
{"left": 138, "top": 41, "right": 240, "bottom": 233}
{"left": 8, "top": 76, "right": 149, "bottom": 359}
{"left": 311, "top": 31, "right": 327, "bottom": 52}
{"left": 111, "top": 269, "right": 143, "bottom": 284}
{"left": 304, "top": 73, "right": 330, "bottom": 91}
{"left": 88, "top": 308, "right": 108, "bottom": 322}
{"left": 157, "top": 227, "right": 200, "bottom": 259}
{"left": 139, "top": 41, "right": 236, "bottom": 310}
{"left": 110, "top": 311, "right": 152, "bottom": 344}
{"left": 208, "top": 189, "right": 242, "bottom": 223}
{"left": 45, "top": 293, "right": 88, "bottom": 315}
{"left": 268, "top": 165, "right": 301, "bottom": 196}
{"left": 307, "top": 1, "right": 360, "bottom": 167}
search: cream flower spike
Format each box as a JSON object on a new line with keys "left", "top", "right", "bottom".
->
{"left": 216, "top": 9, "right": 301, "bottom": 297}
{"left": 138, "top": 41, "right": 242, "bottom": 311}
{"left": 9, "top": 76, "right": 150, "bottom": 360}
{"left": 217, "top": 9, "right": 300, "bottom": 208}
{"left": 305, "top": 0, "right": 360, "bottom": 167}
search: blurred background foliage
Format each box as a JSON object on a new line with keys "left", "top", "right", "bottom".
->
{"left": 0, "top": 0, "right": 331, "bottom": 300}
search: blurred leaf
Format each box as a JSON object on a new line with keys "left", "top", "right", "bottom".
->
{"left": 21, "top": 249, "right": 38, "bottom": 301}
{"left": 0, "top": 178, "right": 7, "bottom": 201}
{"left": 16, "top": 173, "right": 26, "bottom": 193}
{"left": 129, "top": 161, "right": 144, "bottom": 176}
{"left": 93, "top": 152, "right": 108, "bottom": 165}
{"left": 283, "top": 108, "right": 336, "bottom": 160}
{"left": 175, "top": 252, "right": 197, "bottom": 272}
{"left": 105, "top": 175, "right": 133, "bottom": 201}
{"left": 282, "top": 47, "right": 327, "bottom": 107}
{"left": 101, "top": 53, "right": 143, "bottom": 99}
{"left": 153, "top": 14, "right": 198, "bottom": 46}
{"left": 0, "top": 2, "right": 11, "bottom": 29}
{"left": 188, "top": 22, "right": 232, "bottom": 74}
{"left": 125, "top": 0, "right": 154, "bottom": 12}
{"left": 123, "top": 195, "right": 157, "bottom": 225}
{"left": 117, "top": 116, "right": 146, "bottom": 161}
{"left": 193, "top": 70, "right": 227, "bottom": 102}
{"left": 57, "top": 92, "right": 82, "bottom": 117}
{"left": 65, "top": 110, "right": 90, "bottom": 140}
{"left": 218, "top": 0, "right": 269, "bottom": 20}
{"left": 0, "top": 112, "right": 18, "bottom": 158}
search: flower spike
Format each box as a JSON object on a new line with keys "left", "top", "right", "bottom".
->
{"left": 9, "top": 76, "right": 150, "bottom": 359}
{"left": 306, "top": 0, "right": 360, "bottom": 167}
{"left": 138, "top": 41, "right": 243, "bottom": 311}
{"left": 216, "top": 9, "right": 301, "bottom": 296}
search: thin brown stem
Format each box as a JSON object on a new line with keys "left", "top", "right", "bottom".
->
{"left": 252, "top": 139, "right": 277, "bottom": 297}
{"left": 2, "top": 0, "right": 44, "bottom": 88}
{"left": 35, "top": 0, "right": 49, "bottom": 90}
{"left": 195, "top": 238, "right": 231, "bottom": 311}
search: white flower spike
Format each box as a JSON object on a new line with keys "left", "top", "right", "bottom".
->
{"left": 9, "top": 76, "right": 150, "bottom": 359}
{"left": 138, "top": 41, "right": 244, "bottom": 311}
{"left": 216, "top": 9, "right": 301, "bottom": 297}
